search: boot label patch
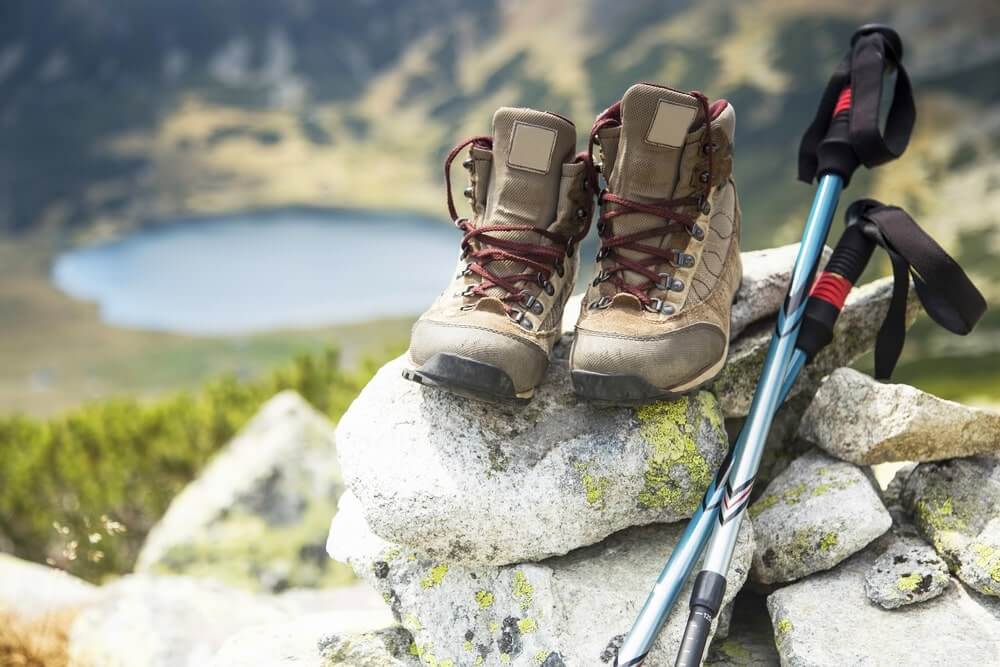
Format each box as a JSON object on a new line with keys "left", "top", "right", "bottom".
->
{"left": 508, "top": 121, "right": 557, "bottom": 174}
{"left": 646, "top": 100, "right": 697, "bottom": 148}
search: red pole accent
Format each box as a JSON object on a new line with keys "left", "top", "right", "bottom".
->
{"left": 810, "top": 271, "right": 853, "bottom": 310}
{"left": 832, "top": 87, "right": 852, "bottom": 117}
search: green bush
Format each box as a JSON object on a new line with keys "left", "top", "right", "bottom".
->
{"left": 0, "top": 345, "right": 399, "bottom": 582}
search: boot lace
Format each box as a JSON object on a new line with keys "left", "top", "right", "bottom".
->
{"left": 587, "top": 92, "right": 715, "bottom": 312}
{"left": 444, "top": 136, "right": 593, "bottom": 328}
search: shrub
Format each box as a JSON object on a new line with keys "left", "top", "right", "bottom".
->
{"left": 0, "top": 345, "right": 399, "bottom": 582}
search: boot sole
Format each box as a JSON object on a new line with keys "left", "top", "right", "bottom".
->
{"left": 402, "top": 353, "right": 534, "bottom": 406}
{"left": 570, "top": 345, "right": 728, "bottom": 407}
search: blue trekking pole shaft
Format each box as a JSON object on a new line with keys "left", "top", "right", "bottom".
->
{"left": 612, "top": 176, "right": 841, "bottom": 667}
{"left": 672, "top": 23, "right": 912, "bottom": 667}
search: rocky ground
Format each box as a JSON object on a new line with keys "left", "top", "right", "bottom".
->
{"left": 2, "top": 244, "right": 997, "bottom": 666}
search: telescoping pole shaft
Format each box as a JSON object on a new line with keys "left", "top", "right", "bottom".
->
{"left": 672, "top": 174, "right": 842, "bottom": 667}
{"left": 613, "top": 176, "right": 843, "bottom": 667}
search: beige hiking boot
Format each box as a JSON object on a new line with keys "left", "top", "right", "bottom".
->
{"left": 403, "top": 108, "right": 593, "bottom": 405}
{"left": 570, "top": 83, "right": 741, "bottom": 404}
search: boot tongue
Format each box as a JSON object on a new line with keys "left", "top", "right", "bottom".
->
{"left": 486, "top": 107, "right": 576, "bottom": 229}
{"left": 605, "top": 84, "right": 701, "bottom": 287}
{"left": 477, "top": 107, "right": 576, "bottom": 300}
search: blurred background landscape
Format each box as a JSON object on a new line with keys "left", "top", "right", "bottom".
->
{"left": 1, "top": 0, "right": 998, "bottom": 582}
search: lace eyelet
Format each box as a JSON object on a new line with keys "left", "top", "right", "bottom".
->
{"left": 589, "top": 296, "right": 613, "bottom": 310}
{"left": 555, "top": 261, "right": 565, "bottom": 277}
{"left": 674, "top": 252, "right": 695, "bottom": 268}
{"left": 699, "top": 171, "right": 710, "bottom": 184}
{"left": 691, "top": 224, "right": 705, "bottom": 241}
{"left": 644, "top": 298, "right": 675, "bottom": 315}
{"left": 565, "top": 241, "right": 575, "bottom": 258}
{"left": 456, "top": 285, "right": 476, "bottom": 298}
{"left": 463, "top": 185, "right": 474, "bottom": 199}
{"left": 699, "top": 197, "right": 712, "bottom": 215}
{"left": 509, "top": 309, "right": 533, "bottom": 330}
{"left": 462, "top": 157, "right": 475, "bottom": 170}
{"left": 575, "top": 207, "right": 587, "bottom": 219}
{"left": 538, "top": 274, "right": 555, "bottom": 296}
{"left": 702, "top": 142, "right": 718, "bottom": 155}
{"left": 519, "top": 291, "right": 544, "bottom": 315}
{"left": 596, "top": 247, "right": 611, "bottom": 261}
{"left": 596, "top": 220, "right": 607, "bottom": 236}
{"left": 656, "top": 273, "right": 672, "bottom": 291}
{"left": 671, "top": 278, "right": 685, "bottom": 292}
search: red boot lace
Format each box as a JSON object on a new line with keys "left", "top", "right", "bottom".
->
{"left": 588, "top": 92, "right": 714, "bottom": 310}
{"left": 443, "top": 136, "right": 593, "bottom": 323}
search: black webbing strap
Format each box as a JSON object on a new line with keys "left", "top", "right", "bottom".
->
{"left": 853, "top": 201, "right": 987, "bottom": 378}
{"left": 798, "top": 31, "right": 916, "bottom": 183}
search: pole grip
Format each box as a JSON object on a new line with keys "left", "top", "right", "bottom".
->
{"left": 795, "top": 217, "right": 877, "bottom": 361}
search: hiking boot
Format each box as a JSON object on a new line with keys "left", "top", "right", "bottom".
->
{"left": 403, "top": 107, "right": 593, "bottom": 405}
{"left": 570, "top": 83, "right": 741, "bottom": 404}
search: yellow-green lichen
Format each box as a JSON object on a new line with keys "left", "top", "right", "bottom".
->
{"left": 464, "top": 640, "right": 474, "bottom": 653}
{"left": 696, "top": 392, "right": 725, "bottom": 436}
{"left": 534, "top": 650, "right": 550, "bottom": 665}
{"left": 517, "top": 618, "right": 538, "bottom": 634}
{"left": 403, "top": 613, "right": 423, "bottom": 633}
{"left": 513, "top": 571, "right": 534, "bottom": 611}
{"left": 897, "top": 573, "right": 922, "bottom": 592}
{"left": 475, "top": 657, "right": 484, "bottom": 666}
{"left": 971, "top": 543, "right": 1000, "bottom": 584}
{"left": 782, "top": 483, "right": 808, "bottom": 505}
{"left": 635, "top": 398, "right": 711, "bottom": 512}
{"left": 716, "top": 639, "right": 752, "bottom": 660}
{"left": 749, "top": 494, "right": 780, "bottom": 519}
{"left": 574, "top": 462, "right": 610, "bottom": 509}
{"left": 489, "top": 621, "right": 500, "bottom": 633}
{"left": 914, "top": 496, "right": 967, "bottom": 554}
{"left": 819, "top": 532, "right": 839, "bottom": 551}
{"left": 500, "top": 653, "right": 511, "bottom": 664}
{"left": 475, "top": 590, "right": 495, "bottom": 609}
{"left": 439, "top": 660, "right": 455, "bottom": 667}
{"left": 776, "top": 618, "right": 793, "bottom": 635}
{"left": 420, "top": 563, "right": 449, "bottom": 589}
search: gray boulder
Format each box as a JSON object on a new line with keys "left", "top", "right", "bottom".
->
{"left": 137, "top": 391, "right": 351, "bottom": 592}
{"left": 799, "top": 368, "right": 1000, "bottom": 464}
{"left": 329, "top": 493, "right": 754, "bottom": 667}
{"left": 902, "top": 456, "right": 1000, "bottom": 597}
{"left": 68, "top": 575, "right": 288, "bottom": 667}
{"left": 337, "top": 357, "right": 729, "bottom": 566}
{"left": 767, "top": 542, "right": 1000, "bottom": 666}
{"left": 714, "top": 277, "right": 919, "bottom": 418}
{"left": 749, "top": 449, "right": 891, "bottom": 584}
{"left": 0, "top": 553, "right": 98, "bottom": 622}
{"left": 319, "top": 627, "right": 419, "bottom": 666}
{"left": 864, "top": 535, "right": 951, "bottom": 609}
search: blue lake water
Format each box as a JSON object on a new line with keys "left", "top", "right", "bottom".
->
{"left": 51, "top": 210, "right": 461, "bottom": 335}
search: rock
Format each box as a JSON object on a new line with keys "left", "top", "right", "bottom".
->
{"left": 337, "top": 358, "right": 729, "bottom": 566}
{"left": 319, "top": 627, "right": 419, "bottom": 666}
{"left": 208, "top": 613, "right": 405, "bottom": 667}
{"left": 562, "top": 243, "right": 827, "bottom": 341}
{"left": 704, "top": 592, "right": 780, "bottom": 666}
{"left": 0, "top": 553, "right": 98, "bottom": 621}
{"left": 329, "top": 493, "right": 755, "bottom": 667}
{"left": 68, "top": 575, "right": 287, "bottom": 667}
{"left": 137, "top": 391, "right": 352, "bottom": 592}
{"left": 798, "top": 368, "right": 1000, "bottom": 465}
{"left": 713, "top": 276, "right": 919, "bottom": 418}
{"left": 767, "top": 543, "right": 1000, "bottom": 666}
{"left": 903, "top": 456, "right": 1000, "bottom": 597}
{"left": 864, "top": 535, "right": 951, "bottom": 609}
{"left": 729, "top": 243, "right": 831, "bottom": 340}
{"left": 748, "top": 449, "right": 891, "bottom": 584}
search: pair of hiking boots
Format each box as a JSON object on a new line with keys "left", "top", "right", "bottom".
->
{"left": 403, "top": 83, "right": 741, "bottom": 406}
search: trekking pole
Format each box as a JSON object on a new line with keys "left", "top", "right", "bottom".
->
{"left": 672, "top": 24, "right": 914, "bottom": 667}
{"left": 612, "top": 24, "right": 914, "bottom": 667}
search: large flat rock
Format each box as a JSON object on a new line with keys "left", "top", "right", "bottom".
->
{"left": 137, "top": 391, "right": 351, "bottom": 592}
{"left": 713, "top": 277, "right": 918, "bottom": 418}
{"left": 0, "top": 553, "right": 98, "bottom": 622}
{"left": 767, "top": 541, "right": 1000, "bottom": 666}
{"left": 902, "top": 455, "right": 1000, "bottom": 597}
{"left": 329, "top": 493, "right": 754, "bottom": 667}
{"left": 799, "top": 368, "right": 1000, "bottom": 464}
{"left": 749, "top": 449, "right": 891, "bottom": 585}
{"left": 337, "top": 358, "right": 729, "bottom": 565}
